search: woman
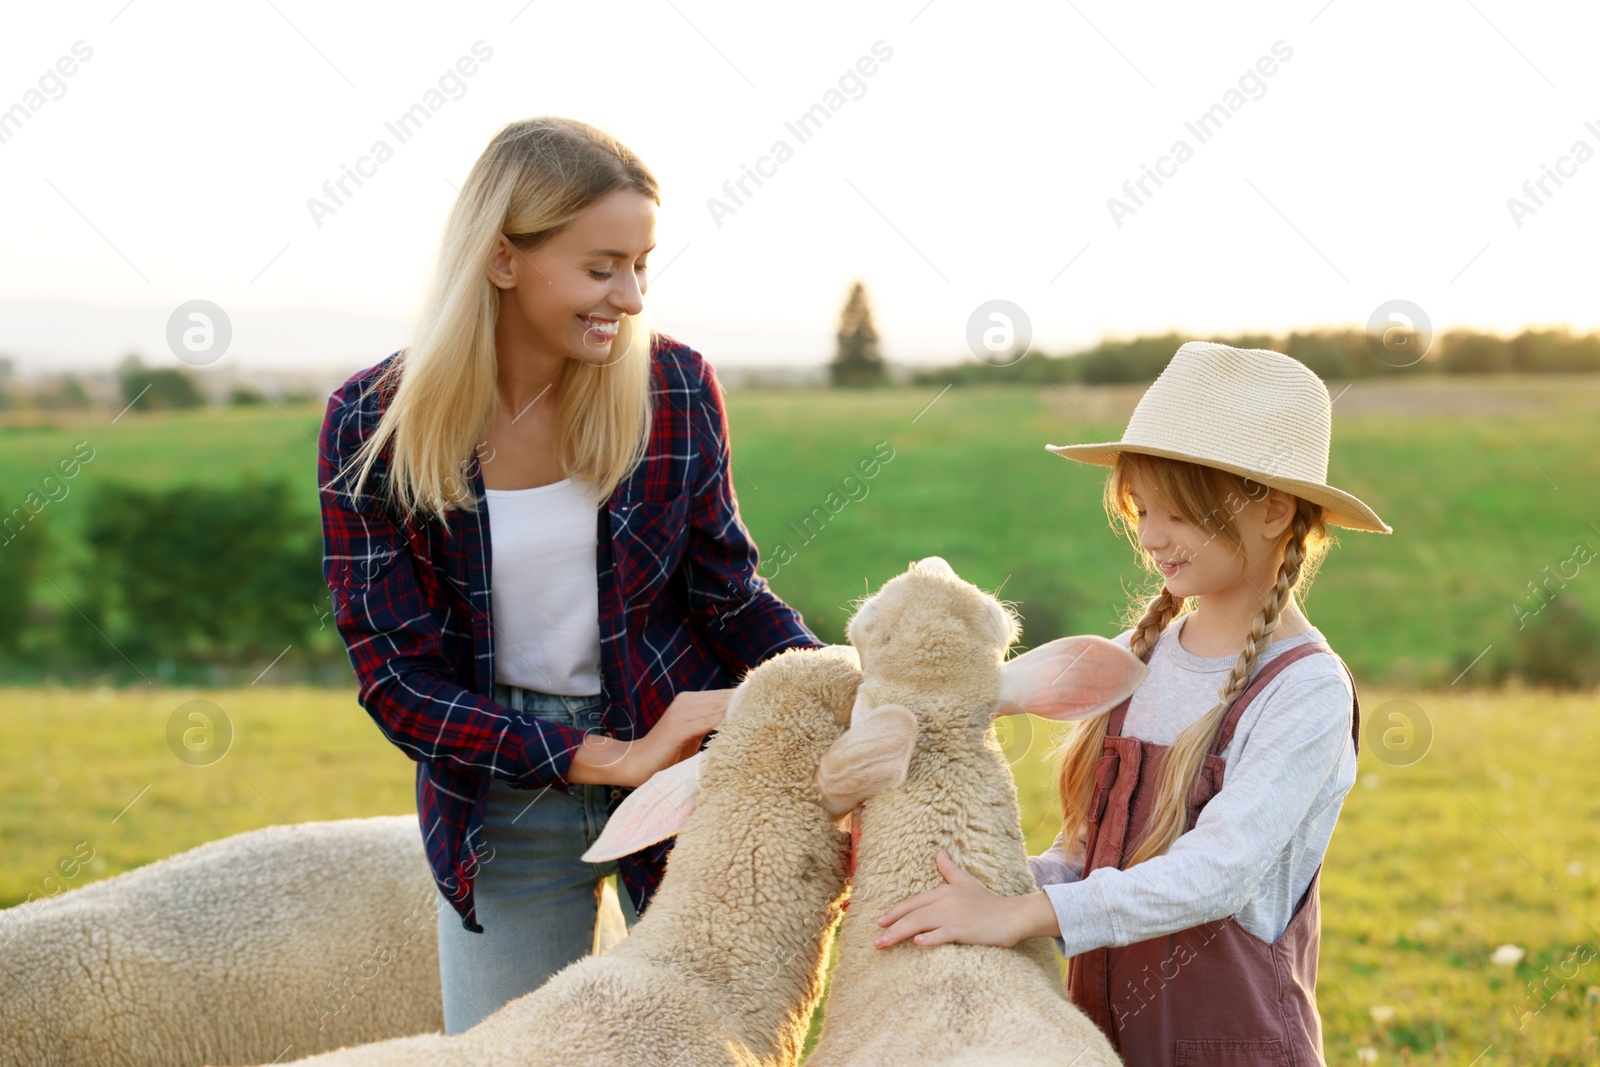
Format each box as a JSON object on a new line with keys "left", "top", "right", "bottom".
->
{"left": 316, "top": 116, "right": 821, "bottom": 1034}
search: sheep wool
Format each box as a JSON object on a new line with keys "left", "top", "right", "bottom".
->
{"left": 226, "top": 644, "right": 882, "bottom": 1067}
{"left": 807, "top": 558, "right": 1123, "bottom": 1067}
{"left": 1, "top": 816, "right": 443, "bottom": 1067}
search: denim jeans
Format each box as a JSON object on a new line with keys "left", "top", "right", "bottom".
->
{"left": 435, "top": 686, "right": 641, "bottom": 1035}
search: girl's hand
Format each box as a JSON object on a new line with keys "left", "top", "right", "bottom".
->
{"left": 873, "top": 849, "right": 1028, "bottom": 949}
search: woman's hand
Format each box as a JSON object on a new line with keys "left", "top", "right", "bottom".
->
{"left": 635, "top": 687, "right": 733, "bottom": 780}
{"left": 872, "top": 850, "right": 1054, "bottom": 949}
{"left": 566, "top": 688, "right": 733, "bottom": 788}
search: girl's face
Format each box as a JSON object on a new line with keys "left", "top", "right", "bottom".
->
{"left": 1128, "top": 468, "right": 1290, "bottom": 598}
{"left": 489, "top": 187, "right": 657, "bottom": 366}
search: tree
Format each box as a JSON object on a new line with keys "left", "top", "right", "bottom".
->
{"left": 117, "top": 353, "right": 204, "bottom": 410}
{"left": 831, "top": 280, "right": 885, "bottom": 387}
{"left": 1437, "top": 331, "right": 1513, "bottom": 374}
{"left": 36, "top": 373, "right": 93, "bottom": 410}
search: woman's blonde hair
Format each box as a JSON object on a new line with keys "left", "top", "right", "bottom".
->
{"left": 338, "top": 116, "right": 659, "bottom": 524}
{"left": 1054, "top": 451, "right": 1335, "bottom": 868}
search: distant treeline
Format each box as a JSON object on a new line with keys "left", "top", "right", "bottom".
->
{"left": 910, "top": 327, "right": 1600, "bottom": 387}
{"left": 0, "top": 354, "right": 319, "bottom": 414}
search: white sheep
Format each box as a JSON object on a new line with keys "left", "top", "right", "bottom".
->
{"left": 1, "top": 815, "right": 444, "bottom": 1067}
{"left": 806, "top": 557, "right": 1147, "bottom": 1067}
{"left": 220, "top": 643, "right": 915, "bottom": 1067}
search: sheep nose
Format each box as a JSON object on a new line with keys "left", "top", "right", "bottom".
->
{"left": 914, "top": 556, "right": 955, "bottom": 577}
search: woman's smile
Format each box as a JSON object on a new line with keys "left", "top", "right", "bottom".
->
{"left": 578, "top": 313, "right": 619, "bottom": 342}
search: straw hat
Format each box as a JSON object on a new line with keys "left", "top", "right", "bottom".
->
{"left": 1045, "top": 341, "right": 1391, "bottom": 534}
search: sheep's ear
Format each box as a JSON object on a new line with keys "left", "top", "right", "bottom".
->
{"left": 581, "top": 753, "right": 703, "bottom": 863}
{"left": 846, "top": 600, "right": 880, "bottom": 647}
{"left": 995, "top": 635, "right": 1148, "bottom": 722}
{"left": 816, "top": 704, "right": 918, "bottom": 817}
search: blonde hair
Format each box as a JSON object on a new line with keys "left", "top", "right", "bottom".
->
{"left": 1054, "top": 451, "right": 1335, "bottom": 867}
{"left": 338, "top": 116, "right": 658, "bottom": 524}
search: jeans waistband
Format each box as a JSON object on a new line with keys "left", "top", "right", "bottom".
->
{"left": 493, "top": 684, "right": 603, "bottom": 727}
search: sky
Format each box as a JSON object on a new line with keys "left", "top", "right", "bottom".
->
{"left": 2, "top": 0, "right": 1597, "bottom": 374}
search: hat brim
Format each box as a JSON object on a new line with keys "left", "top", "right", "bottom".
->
{"left": 1045, "top": 441, "right": 1392, "bottom": 535}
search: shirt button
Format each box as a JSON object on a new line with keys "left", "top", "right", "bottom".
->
{"left": 610, "top": 787, "right": 622, "bottom": 801}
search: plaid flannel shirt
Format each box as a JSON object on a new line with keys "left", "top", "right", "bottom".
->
{"left": 318, "top": 333, "right": 821, "bottom": 933}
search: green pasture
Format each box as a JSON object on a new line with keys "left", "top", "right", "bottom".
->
{"left": 3, "top": 374, "right": 1599, "bottom": 685}
{"left": 1, "top": 685, "right": 1594, "bottom": 1064}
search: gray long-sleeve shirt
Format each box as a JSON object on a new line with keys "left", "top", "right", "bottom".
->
{"left": 1026, "top": 615, "right": 1358, "bottom": 959}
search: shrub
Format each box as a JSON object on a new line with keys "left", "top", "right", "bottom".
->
{"left": 1506, "top": 594, "right": 1600, "bottom": 690}
{"left": 72, "top": 476, "right": 324, "bottom": 669}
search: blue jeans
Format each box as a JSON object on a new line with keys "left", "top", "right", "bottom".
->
{"left": 435, "top": 686, "right": 641, "bottom": 1034}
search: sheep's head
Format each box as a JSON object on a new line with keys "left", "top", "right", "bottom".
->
{"left": 847, "top": 556, "right": 1019, "bottom": 706}
{"left": 581, "top": 644, "right": 914, "bottom": 862}
{"left": 728, "top": 641, "right": 861, "bottom": 724}
{"left": 846, "top": 555, "right": 1150, "bottom": 732}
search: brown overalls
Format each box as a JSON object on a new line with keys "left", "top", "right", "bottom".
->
{"left": 1066, "top": 640, "right": 1360, "bottom": 1066}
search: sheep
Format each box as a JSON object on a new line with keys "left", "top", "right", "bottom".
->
{"left": 805, "top": 557, "right": 1147, "bottom": 1067}
{"left": 1, "top": 815, "right": 444, "bottom": 1067}
{"left": 220, "top": 643, "right": 916, "bottom": 1067}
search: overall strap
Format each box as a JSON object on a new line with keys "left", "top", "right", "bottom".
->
{"left": 1209, "top": 641, "right": 1341, "bottom": 757}
{"left": 1340, "top": 654, "right": 1361, "bottom": 757}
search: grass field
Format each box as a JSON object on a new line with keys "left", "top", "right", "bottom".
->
{"left": 2, "top": 684, "right": 1595, "bottom": 1064}
{"left": 3, "top": 375, "right": 1598, "bottom": 1063}
{"left": 2, "top": 374, "right": 1599, "bottom": 685}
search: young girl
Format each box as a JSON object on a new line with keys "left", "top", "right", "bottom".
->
{"left": 873, "top": 341, "right": 1391, "bottom": 1063}
{"left": 317, "top": 117, "right": 821, "bottom": 1033}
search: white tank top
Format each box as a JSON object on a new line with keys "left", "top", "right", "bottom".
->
{"left": 484, "top": 476, "right": 602, "bottom": 695}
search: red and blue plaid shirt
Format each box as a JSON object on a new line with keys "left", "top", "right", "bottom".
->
{"left": 318, "top": 333, "right": 821, "bottom": 933}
